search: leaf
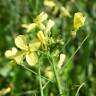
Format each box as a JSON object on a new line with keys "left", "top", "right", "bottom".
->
{"left": 0, "top": 64, "right": 12, "bottom": 77}
{"left": 26, "top": 52, "right": 38, "bottom": 66}
{"left": 29, "top": 38, "right": 41, "bottom": 51}
{"left": 15, "top": 35, "right": 28, "bottom": 50}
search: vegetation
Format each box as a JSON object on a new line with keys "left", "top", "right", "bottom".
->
{"left": 0, "top": 0, "right": 96, "bottom": 96}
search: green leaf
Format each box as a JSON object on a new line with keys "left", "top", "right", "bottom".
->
{"left": 0, "top": 64, "right": 12, "bottom": 77}
{"left": 26, "top": 52, "right": 38, "bottom": 66}
{"left": 15, "top": 35, "right": 28, "bottom": 50}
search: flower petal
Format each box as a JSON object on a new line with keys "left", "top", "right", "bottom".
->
{"left": 37, "top": 31, "right": 46, "bottom": 45}
{"left": 34, "top": 12, "right": 48, "bottom": 23}
{"left": 14, "top": 51, "right": 25, "bottom": 64}
{"left": 5, "top": 47, "right": 18, "bottom": 58}
{"left": 26, "top": 52, "right": 38, "bottom": 66}
{"left": 5, "top": 50, "right": 13, "bottom": 58}
{"left": 15, "top": 35, "right": 28, "bottom": 50}
{"left": 29, "top": 38, "right": 41, "bottom": 51}
{"left": 45, "top": 19, "right": 55, "bottom": 34}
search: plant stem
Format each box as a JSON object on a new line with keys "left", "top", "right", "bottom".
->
{"left": 64, "top": 34, "right": 89, "bottom": 68}
{"left": 38, "top": 67, "right": 44, "bottom": 96}
{"left": 47, "top": 54, "right": 63, "bottom": 96}
{"left": 75, "top": 82, "right": 85, "bottom": 96}
{"left": 20, "top": 64, "right": 53, "bottom": 82}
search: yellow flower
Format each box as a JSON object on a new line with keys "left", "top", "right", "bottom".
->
{"left": 15, "top": 35, "right": 28, "bottom": 50}
{"left": 60, "top": 6, "right": 71, "bottom": 17}
{"left": 5, "top": 47, "right": 24, "bottom": 64}
{"left": 73, "top": 12, "right": 86, "bottom": 31}
{"left": 34, "top": 12, "right": 48, "bottom": 23}
{"left": 5, "top": 35, "right": 41, "bottom": 66}
{"left": 44, "top": 0, "right": 56, "bottom": 8}
{"left": 45, "top": 66, "right": 53, "bottom": 80}
{"left": 45, "top": 19, "right": 55, "bottom": 34}
{"left": 37, "top": 31, "right": 46, "bottom": 45}
{"left": 5, "top": 47, "right": 17, "bottom": 58}
{"left": 22, "top": 12, "right": 48, "bottom": 32}
{"left": 26, "top": 52, "right": 38, "bottom": 66}
{"left": 22, "top": 23, "right": 36, "bottom": 32}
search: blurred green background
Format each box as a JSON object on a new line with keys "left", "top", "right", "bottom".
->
{"left": 0, "top": 0, "right": 96, "bottom": 96}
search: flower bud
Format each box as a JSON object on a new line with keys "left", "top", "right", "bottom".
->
{"left": 45, "top": 19, "right": 55, "bottom": 34}
{"left": 73, "top": 12, "right": 86, "bottom": 31}
{"left": 58, "top": 53, "right": 66, "bottom": 69}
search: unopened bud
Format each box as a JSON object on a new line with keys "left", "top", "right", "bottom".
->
{"left": 58, "top": 54, "right": 66, "bottom": 69}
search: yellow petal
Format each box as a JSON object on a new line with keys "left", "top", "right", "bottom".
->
{"left": 60, "top": 7, "right": 71, "bottom": 17}
{"left": 34, "top": 12, "right": 48, "bottom": 23}
{"left": 29, "top": 38, "right": 41, "bottom": 51}
{"left": 26, "top": 52, "right": 38, "bottom": 66}
{"left": 5, "top": 50, "right": 13, "bottom": 58}
{"left": 37, "top": 31, "right": 46, "bottom": 45}
{"left": 45, "top": 19, "right": 55, "bottom": 34}
{"left": 5, "top": 47, "right": 17, "bottom": 58}
{"left": 74, "top": 12, "right": 86, "bottom": 30}
{"left": 14, "top": 52, "right": 24, "bottom": 64}
{"left": 45, "top": 66, "right": 53, "bottom": 80}
{"left": 44, "top": 1, "right": 56, "bottom": 8}
{"left": 15, "top": 35, "right": 28, "bottom": 50}
{"left": 38, "top": 23, "right": 45, "bottom": 30}
{"left": 12, "top": 47, "right": 18, "bottom": 55}
{"left": 21, "top": 24, "right": 28, "bottom": 28}
{"left": 26, "top": 23, "right": 36, "bottom": 32}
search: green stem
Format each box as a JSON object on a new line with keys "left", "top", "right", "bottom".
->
{"left": 75, "top": 82, "right": 85, "bottom": 96}
{"left": 47, "top": 54, "right": 63, "bottom": 96}
{"left": 20, "top": 64, "right": 53, "bottom": 83}
{"left": 64, "top": 34, "right": 89, "bottom": 68}
{"left": 38, "top": 67, "right": 44, "bottom": 96}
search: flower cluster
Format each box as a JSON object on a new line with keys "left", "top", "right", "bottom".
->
{"left": 73, "top": 12, "right": 86, "bottom": 31}
{"left": 44, "top": 0, "right": 71, "bottom": 17}
{"left": 5, "top": 12, "right": 55, "bottom": 66}
{"left": 72, "top": 12, "right": 86, "bottom": 37}
{"left": 5, "top": 11, "right": 85, "bottom": 68}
